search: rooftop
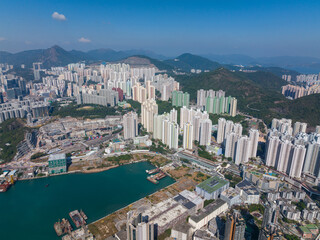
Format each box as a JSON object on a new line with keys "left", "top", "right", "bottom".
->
{"left": 190, "top": 199, "right": 227, "bottom": 223}
{"left": 197, "top": 176, "right": 229, "bottom": 193}
{"left": 299, "top": 226, "right": 312, "bottom": 234}
{"left": 172, "top": 222, "right": 193, "bottom": 234}
{"left": 48, "top": 153, "right": 66, "bottom": 161}
{"left": 143, "top": 198, "right": 188, "bottom": 227}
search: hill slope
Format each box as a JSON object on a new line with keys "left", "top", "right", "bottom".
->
{"left": 176, "top": 68, "right": 319, "bottom": 126}
{"left": 165, "top": 53, "right": 221, "bottom": 72}
{"left": 0, "top": 46, "right": 168, "bottom": 68}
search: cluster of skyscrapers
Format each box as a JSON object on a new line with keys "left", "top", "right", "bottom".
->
{"left": 153, "top": 109, "right": 179, "bottom": 149}
{"left": 265, "top": 118, "right": 320, "bottom": 179}
{"left": 217, "top": 118, "right": 259, "bottom": 165}
{"left": 138, "top": 100, "right": 213, "bottom": 150}
{"left": 197, "top": 89, "right": 237, "bottom": 117}
{"left": 0, "top": 99, "right": 49, "bottom": 123}
{"left": 180, "top": 106, "right": 212, "bottom": 148}
{"left": 281, "top": 84, "right": 320, "bottom": 99}
{"left": 172, "top": 91, "right": 190, "bottom": 107}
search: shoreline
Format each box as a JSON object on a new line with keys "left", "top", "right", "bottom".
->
{"left": 17, "top": 155, "right": 163, "bottom": 181}
{"left": 89, "top": 180, "right": 177, "bottom": 226}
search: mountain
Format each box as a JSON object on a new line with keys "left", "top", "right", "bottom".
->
{"left": 116, "top": 55, "right": 174, "bottom": 71}
{"left": 175, "top": 68, "right": 320, "bottom": 126}
{"left": 0, "top": 46, "right": 168, "bottom": 68}
{"left": 164, "top": 53, "right": 221, "bottom": 72}
{"left": 0, "top": 45, "right": 81, "bottom": 68}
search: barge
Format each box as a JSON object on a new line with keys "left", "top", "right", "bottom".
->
{"left": 146, "top": 168, "right": 160, "bottom": 174}
{"left": 54, "top": 218, "right": 73, "bottom": 236}
{"left": 69, "top": 210, "right": 86, "bottom": 228}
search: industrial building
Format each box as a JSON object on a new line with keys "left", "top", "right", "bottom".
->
{"left": 189, "top": 199, "right": 228, "bottom": 230}
{"left": 196, "top": 176, "right": 230, "bottom": 200}
{"left": 48, "top": 153, "right": 67, "bottom": 174}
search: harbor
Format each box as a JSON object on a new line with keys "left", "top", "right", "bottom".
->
{"left": 0, "top": 162, "right": 175, "bottom": 240}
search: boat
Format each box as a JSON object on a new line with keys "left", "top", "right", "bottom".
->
{"left": 0, "top": 181, "right": 11, "bottom": 193}
{"left": 155, "top": 171, "right": 166, "bottom": 180}
{"left": 54, "top": 218, "right": 73, "bottom": 236}
{"left": 147, "top": 176, "right": 158, "bottom": 184}
{"left": 146, "top": 168, "right": 160, "bottom": 174}
{"left": 80, "top": 209, "right": 88, "bottom": 220}
{"left": 54, "top": 221, "right": 63, "bottom": 236}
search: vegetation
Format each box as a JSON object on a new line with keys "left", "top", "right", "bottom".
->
{"left": 284, "top": 234, "right": 300, "bottom": 240}
{"left": 31, "top": 152, "right": 47, "bottom": 160}
{"left": 224, "top": 173, "right": 242, "bottom": 188}
{"left": 181, "top": 158, "right": 191, "bottom": 164}
{"left": 293, "top": 200, "right": 307, "bottom": 211}
{"left": 106, "top": 154, "right": 133, "bottom": 165}
{"left": 204, "top": 199, "right": 215, "bottom": 207}
{"left": 126, "top": 99, "right": 141, "bottom": 115}
{"left": 258, "top": 121, "right": 266, "bottom": 133}
{"left": 158, "top": 228, "right": 171, "bottom": 240}
{"left": 248, "top": 204, "right": 265, "bottom": 214}
{"left": 176, "top": 68, "right": 320, "bottom": 126}
{"left": 282, "top": 217, "right": 299, "bottom": 225}
{"left": 164, "top": 53, "right": 221, "bottom": 72}
{"left": 209, "top": 113, "right": 245, "bottom": 125}
{"left": 50, "top": 101, "right": 118, "bottom": 119}
{"left": 0, "top": 119, "right": 28, "bottom": 162}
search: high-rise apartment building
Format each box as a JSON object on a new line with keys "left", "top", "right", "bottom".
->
{"left": 265, "top": 136, "right": 280, "bottom": 167}
{"left": 183, "top": 122, "right": 194, "bottom": 150}
{"left": 225, "top": 132, "right": 238, "bottom": 160}
{"left": 217, "top": 118, "right": 226, "bottom": 144}
{"left": 293, "top": 122, "right": 307, "bottom": 136}
{"left": 249, "top": 129, "right": 259, "bottom": 158}
{"left": 127, "top": 211, "right": 155, "bottom": 240}
{"left": 141, "top": 99, "right": 158, "bottom": 133}
{"left": 162, "top": 119, "right": 179, "bottom": 149}
{"left": 303, "top": 142, "right": 320, "bottom": 177}
{"left": 199, "top": 119, "right": 212, "bottom": 146}
{"left": 123, "top": 111, "right": 138, "bottom": 139}
{"left": 172, "top": 91, "right": 190, "bottom": 107}
{"left": 235, "top": 136, "right": 252, "bottom": 165}
{"left": 224, "top": 210, "right": 246, "bottom": 240}
{"left": 132, "top": 83, "right": 147, "bottom": 103}
{"left": 289, "top": 144, "right": 306, "bottom": 178}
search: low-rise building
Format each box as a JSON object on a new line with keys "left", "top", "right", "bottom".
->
{"left": 189, "top": 199, "right": 228, "bottom": 230}
{"left": 48, "top": 153, "right": 67, "bottom": 174}
{"left": 171, "top": 222, "right": 193, "bottom": 240}
{"left": 220, "top": 187, "right": 241, "bottom": 207}
{"left": 196, "top": 176, "right": 229, "bottom": 200}
{"left": 236, "top": 180, "right": 260, "bottom": 205}
{"left": 143, "top": 198, "right": 188, "bottom": 235}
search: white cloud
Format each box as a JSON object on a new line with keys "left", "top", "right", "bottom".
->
{"left": 0, "top": 37, "right": 5, "bottom": 41}
{"left": 78, "top": 37, "right": 91, "bottom": 43}
{"left": 52, "top": 12, "right": 66, "bottom": 21}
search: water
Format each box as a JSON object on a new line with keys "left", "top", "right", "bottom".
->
{"left": 0, "top": 162, "right": 175, "bottom": 240}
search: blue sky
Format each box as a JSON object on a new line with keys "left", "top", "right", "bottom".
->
{"left": 0, "top": 0, "right": 320, "bottom": 57}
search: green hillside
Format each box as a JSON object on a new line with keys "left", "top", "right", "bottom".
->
{"left": 0, "top": 119, "right": 28, "bottom": 163}
{"left": 165, "top": 53, "right": 221, "bottom": 72}
{"left": 176, "top": 68, "right": 319, "bottom": 126}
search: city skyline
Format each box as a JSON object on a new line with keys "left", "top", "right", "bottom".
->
{"left": 1, "top": 0, "right": 320, "bottom": 58}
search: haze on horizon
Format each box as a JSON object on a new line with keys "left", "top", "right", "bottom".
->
{"left": 1, "top": 0, "right": 319, "bottom": 58}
